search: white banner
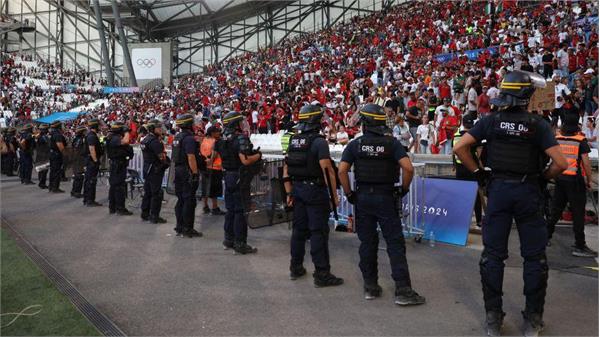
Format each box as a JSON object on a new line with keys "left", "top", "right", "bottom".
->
{"left": 131, "top": 48, "right": 162, "bottom": 80}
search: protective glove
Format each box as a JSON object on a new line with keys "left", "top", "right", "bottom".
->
{"left": 189, "top": 173, "right": 199, "bottom": 184}
{"left": 398, "top": 185, "right": 410, "bottom": 198}
{"left": 474, "top": 168, "right": 490, "bottom": 186}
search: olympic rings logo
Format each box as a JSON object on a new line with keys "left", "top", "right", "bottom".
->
{"left": 136, "top": 58, "right": 156, "bottom": 68}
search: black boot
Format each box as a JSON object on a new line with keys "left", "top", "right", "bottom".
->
{"left": 485, "top": 311, "right": 505, "bottom": 336}
{"left": 222, "top": 240, "right": 234, "bottom": 250}
{"left": 149, "top": 217, "right": 167, "bottom": 224}
{"left": 364, "top": 283, "right": 382, "bottom": 300}
{"left": 313, "top": 271, "right": 343, "bottom": 288}
{"left": 289, "top": 265, "right": 307, "bottom": 280}
{"left": 522, "top": 311, "right": 544, "bottom": 337}
{"left": 116, "top": 209, "right": 133, "bottom": 216}
{"left": 394, "top": 286, "right": 425, "bottom": 306}
{"left": 233, "top": 242, "right": 257, "bottom": 255}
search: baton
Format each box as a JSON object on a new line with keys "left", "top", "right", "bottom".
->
{"left": 324, "top": 167, "right": 339, "bottom": 221}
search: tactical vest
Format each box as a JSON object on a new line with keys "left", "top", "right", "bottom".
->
{"left": 220, "top": 135, "right": 243, "bottom": 171}
{"left": 72, "top": 135, "right": 87, "bottom": 157}
{"left": 286, "top": 132, "right": 324, "bottom": 180}
{"left": 35, "top": 134, "right": 50, "bottom": 163}
{"left": 556, "top": 133, "right": 585, "bottom": 176}
{"left": 49, "top": 130, "right": 61, "bottom": 152}
{"left": 105, "top": 133, "right": 128, "bottom": 160}
{"left": 354, "top": 135, "right": 399, "bottom": 184}
{"left": 85, "top": 131, "right": 104, "bottom": 158}
{"left": 172, "top": 130, "right": 194, "bottom": 167}
{"left": 486, "top": 110, "right": 544, "bottom": 176}
{"left": 21, "top": 132, "right": 34, "bottom": 155}
{"left": 141, "top": 133, "right": 160, "bottom": 166}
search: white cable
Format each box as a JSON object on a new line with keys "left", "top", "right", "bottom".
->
{"left": 0, "top": 305, "right": 42, "bottom": 328}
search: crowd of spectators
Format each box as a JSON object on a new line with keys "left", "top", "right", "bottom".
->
{"left": 0, "top": 0, "right": 598, "bottom": 152}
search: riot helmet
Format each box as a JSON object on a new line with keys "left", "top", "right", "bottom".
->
{"left": 490, "top": 70, "right": 546, "bottom": 108}
{"left": 175, "top": 113, "right": 194, "bottom": 129}
{"left": 359, "top": 103, "right": 389, "bottom": 135}
{"left": 110, "top": 121, "right": 125, "bottom": 134}
{"left": 87, "top": 118, "right": 100, "bottom": 130}
{"left": 222, "top": 111, "right": 244, "bottom": 131}
{"left": 297, "top": 104, "right": 324, "bottom": 132}
{"left": 146, "top": 119, "right": 163, "bottom": 134}
{"left": 50, "top": 120, "right": 62, "bottom": 129}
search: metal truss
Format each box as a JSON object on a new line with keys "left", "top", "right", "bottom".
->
{"left": 3, "top": 0, "right": 396, "bottom": 79}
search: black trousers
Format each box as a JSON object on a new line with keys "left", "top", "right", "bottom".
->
{"left": 19, "top": 152, "right": 33, "bottom": 183}
{"left": 108, "top": 160, "right": 127, "bottom": 212}
{"left": 83, "top": 159, "right": 100, "bottom": 204}
{"left": 71, "top": 168, "right": 84, "bottom": 195}
{"left": 38, "top": 169, "right": 48, "bottom": 187}
{"left": 547, "top": 178, "right": 587, "bottom": 247}
{"left": 48, "top": 152, "right": 63, "bottom": 191}
{"left": 141, "top": 167, "right": 165, "bottom": 219}
{"left": 174, "top": 166, "right": 198, "bottom": 232}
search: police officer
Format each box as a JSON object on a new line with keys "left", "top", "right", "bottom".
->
{"left": 106, "top": 121, "right": 133, "bottom": 215}
{"left": 338, "top": 104, "right": 425, "bottom": 304}
{"left": 452, "top": 114, "right": 483, "bottom": 227}
{"left": 216, "top": 111, "right": 261, "bottom": 254}
{"left": 36, "top": 124, "right": 50, "bottom": 189}
{"left": 83, "top": 119, "right": 103, "bottom": 207}
{"left": 172, "top": 114, "right": 202, "bottom": 237}
{"left": 70, "top": 126, "right": 87, "bottom": 198}
{"left": 18, "top": 124, "right": 35, "bottom": 185}
{"left": 48, "top": 121, "right": 67, "bottom": 193}
{"left": 547, "top": 113, "right": 597, "bottom": 257}
{"left": 454, "top": 71, "right": 568, "bottom": 337}
{"left": 282, "top": 104, "right": 343, "bottom": 287}
{"left": 141, "top": 119, "right": 169, "bottom": 224}
{"left": 3, "top": 127, "right": 17, "bottom": 176}
{"left": 280, "top": 123, "right": 296, "bottom": 155}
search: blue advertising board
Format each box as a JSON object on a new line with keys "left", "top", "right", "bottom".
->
{"left": 103, "top": 87, "right": 140, "bottom": 94}
{"left": 401, "top": 178, "right": 478, "bottom": 246}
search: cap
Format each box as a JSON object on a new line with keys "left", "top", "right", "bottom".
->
{"left": 584, "top": 68, "right": 594, "bottom": 75}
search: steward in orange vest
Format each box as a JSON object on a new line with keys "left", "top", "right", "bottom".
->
{"left": 547, "top": 113, "right": 596, "bottom": 258}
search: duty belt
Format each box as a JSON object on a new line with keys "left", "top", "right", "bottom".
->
{"left": 357, "top": 184, "right": 395, "bottom": 194}
{"left": 491, "top": 172, "right": 540, "bottom": 183}
{"left": 293, "top": 178, "right": 325, "bottom": 186}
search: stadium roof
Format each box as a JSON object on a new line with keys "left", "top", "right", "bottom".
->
{"left": 75, "top": 0, "right": 294, "bottom": 40}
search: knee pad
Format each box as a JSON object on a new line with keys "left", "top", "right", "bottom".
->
{"left": 525, "top": 253, "right": 548, "bottom": 271}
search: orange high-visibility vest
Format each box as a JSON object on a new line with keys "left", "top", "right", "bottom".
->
{"left": 556, "top": 133, "right": 585, "bottom": 176}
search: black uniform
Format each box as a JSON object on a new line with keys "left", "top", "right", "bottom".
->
{"left": 36, "top": 131, "right": 50, "bottom": 188}
{"left": 216, "top": 132, "right": 255, "bottom": 248}
{"left": 287, "top": 131, "right": 334, "bottom": 274}
{"left": 173, "top": 129, "right": 200, "bottom": 235}
{"left": 106, "top": 132, "right": 133, "bottom": 214}
{"left": 3, "top": 133, "right": 17, "bottom": 176}
{"left": 18, "top": 131, "right": 35, "bottom": 184}
{"left": 70, "top": 133, "right": 87, "bottom": 197}
{"left": 341, "top": 132, "right": 414, "bottom": 289}
{"left": 48, "top": 128, "right": 67, "bottom": 192}
{"left": 468, "top": 107, "right": 557, "bottom": 318}
{"left": 140, "top": 133, "right": 167, "bottom": 222}
{"left": 83, "top": 130, "right": 103, "bottom": 205}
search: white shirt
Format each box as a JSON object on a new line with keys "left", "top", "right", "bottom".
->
{"left": 393, "top": 123, "right": 411, "bottom": 147}
{"left": 554, "top": 83, "right": 571, "bottom": 109}
{"left": 467, "top": 87, "right": 478, "bottom": 111}
{"left": 487, "top": 87, "right": 500, "bottom": 100}
{"left": 336, "top": 131, "right": 349, "bottom": 143}
{"left": 417, "top": 124, "right": 433, "bottom": 143}
{"left": 251, "top": 110, "right": 259, "bottom": 123}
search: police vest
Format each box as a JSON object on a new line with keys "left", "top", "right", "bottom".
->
{"left": 35, "top": 134, "right": 50, "bottom": 162}
{"left": 220, "top": 135, "right": 244, "bottom": 171}
{"left": 105, "top": 133, "right": 129, "bottom": 160}
{"left": 172, "top": 130, "right": 195, "bottom": 167}
{"left": 20, "top": 132, "right": 34, "bottom": 155}
{"left": 354, "top": 135, "right": 399, "bottom": 185}
{"left": 556, "top": 133, "right": 585, "bottom": 176}
{"left": 486, "top": 110, "right": 544, "bottom": 176}
{"left": 286, "top": 132, "right": 324, "bottom": 180}
{"left": 85, "top": 131, "right": 104, "bottom": 158}
{"left": 49, "top": 130, "right": 62, "bottom": 152}
{"left": 141, "top": 133, "right": 160, "bottom": 166}
{"left": 281, "top": 131, "right": 295, "bottom": 155}
{"left": 72, "top": 135, "right": 87, "bottom": 157}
